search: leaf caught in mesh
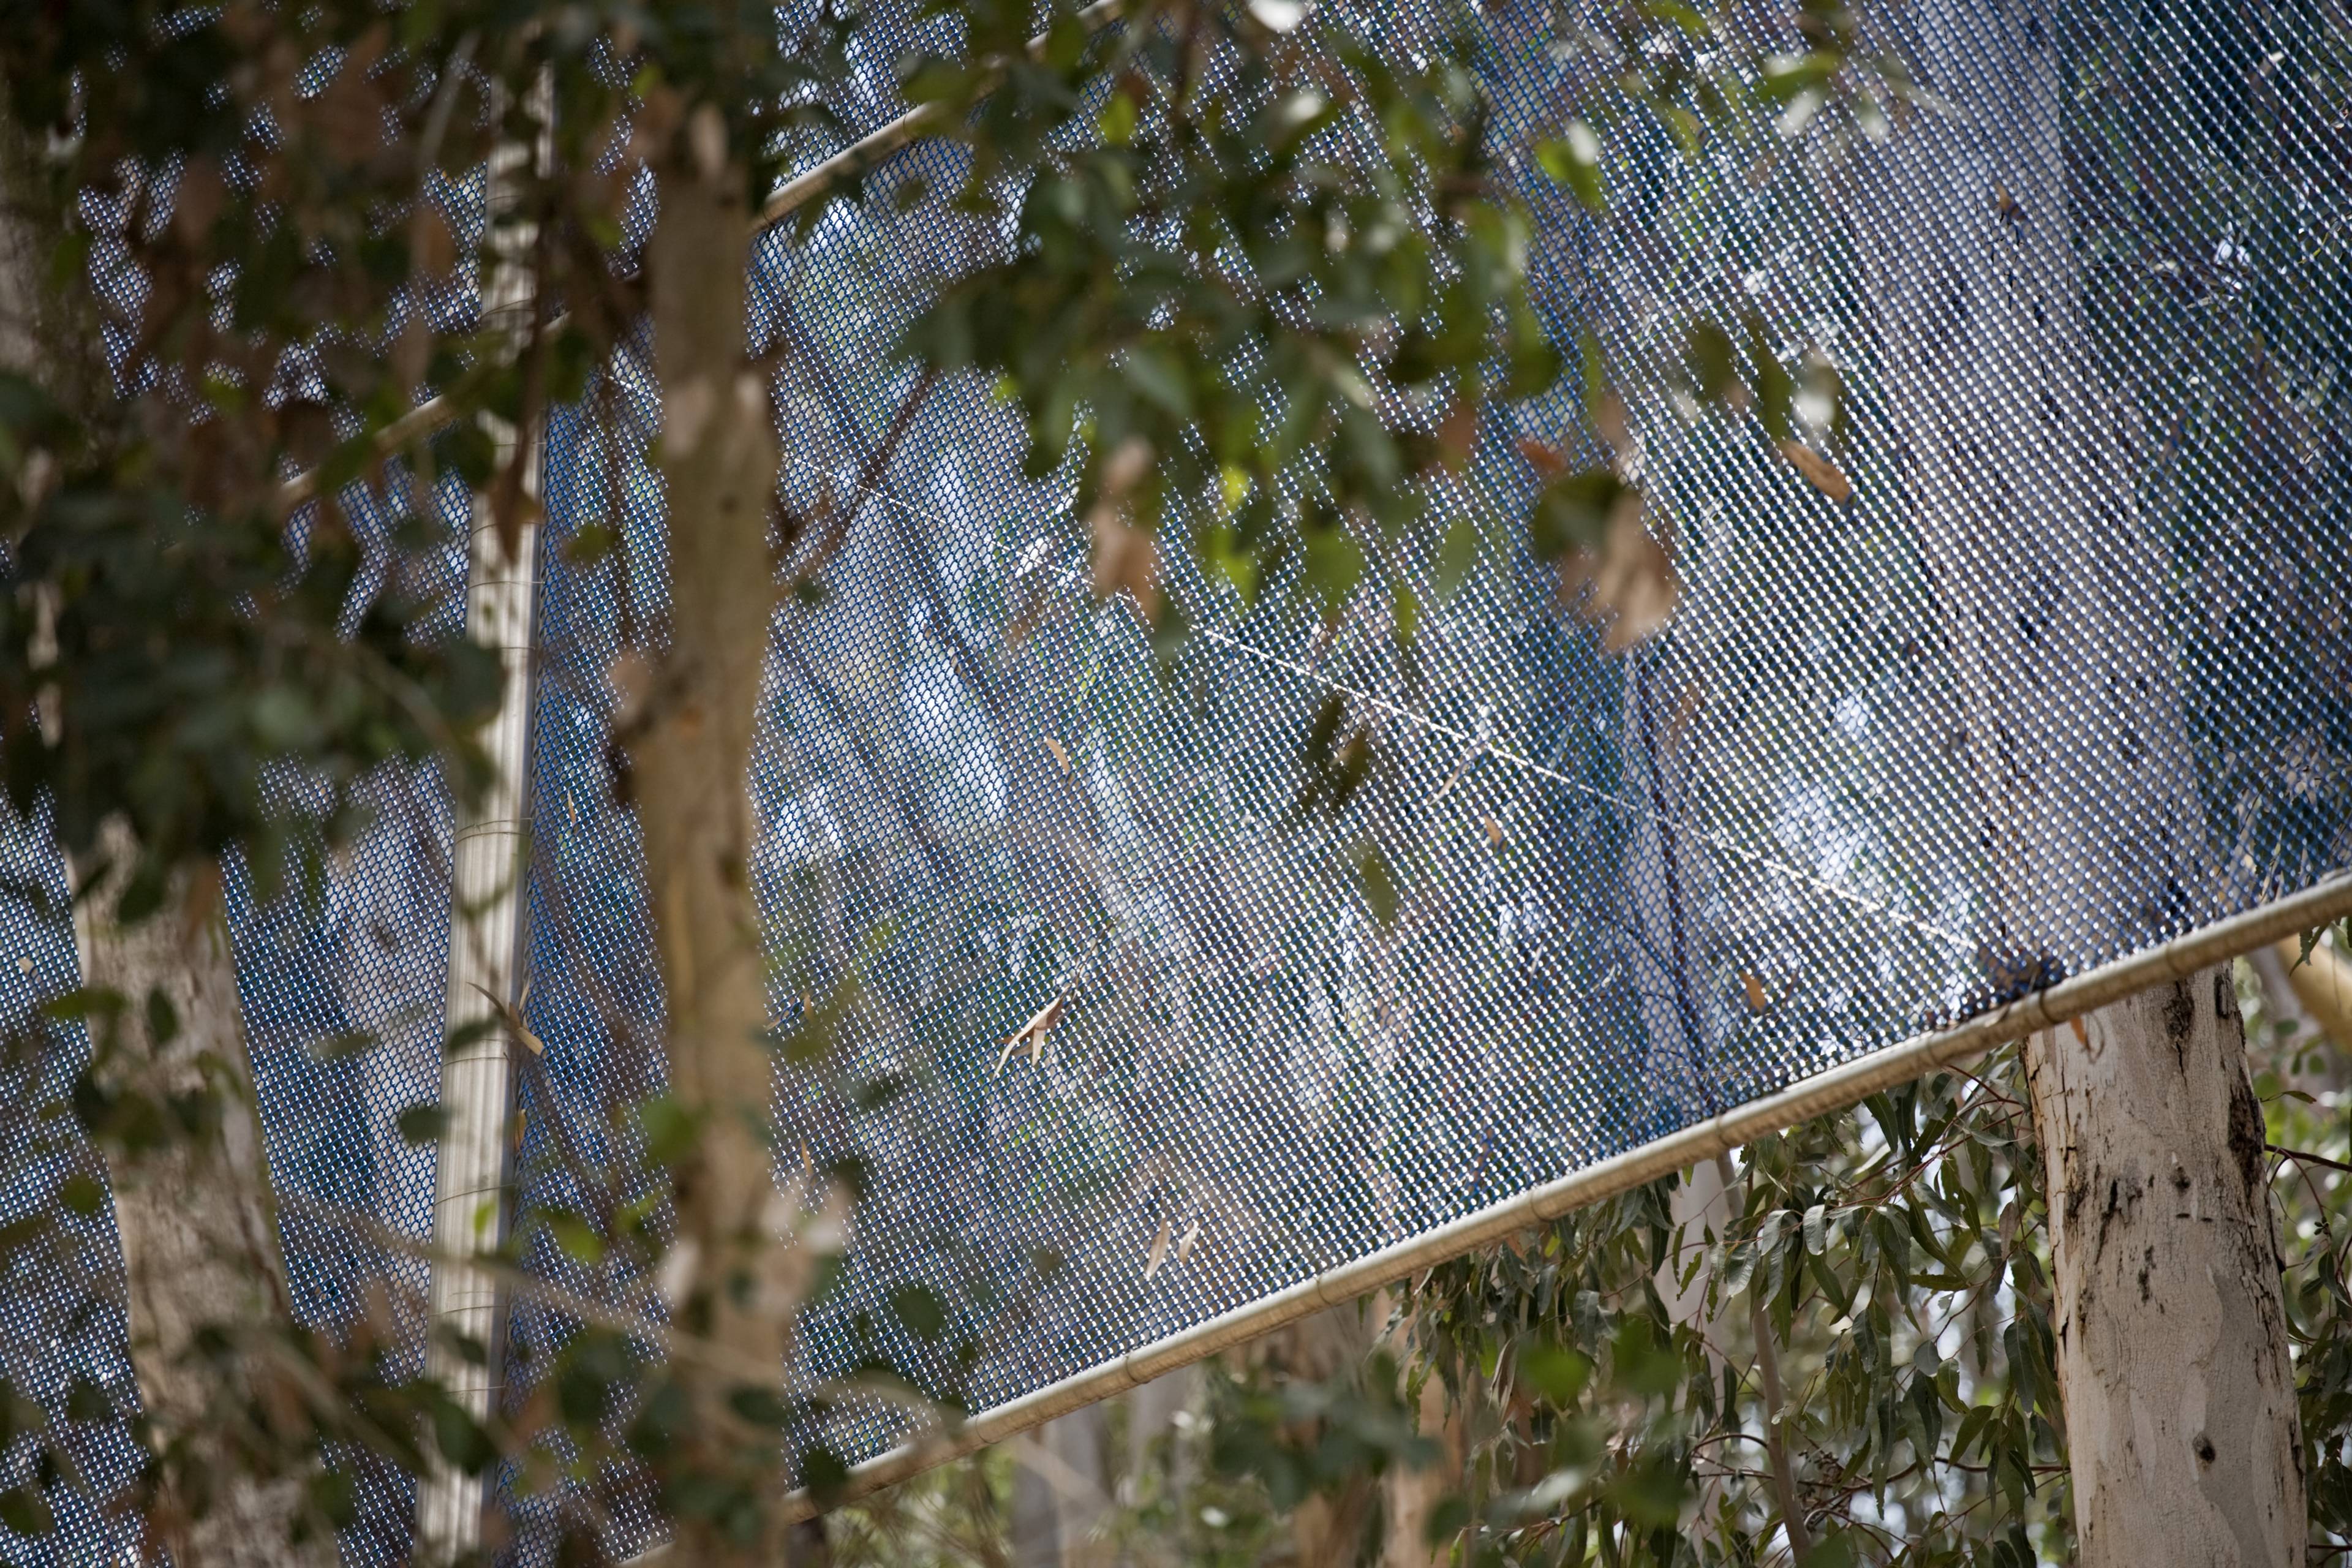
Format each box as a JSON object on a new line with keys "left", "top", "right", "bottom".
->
{"left": 1042, "top": 736, "right": 1072, "bottom": 777}
{"left": 1350, "top": 840, "right": 1401, "bottom": 927}
{"left": 471, "top": 981, "right": 545, "bottom": 1055}
{"left": 1779, "top": 440, "right": 1853, "bottom": 502}
{"left": 995, "top": 995, "right": 1066, "bottom": 1076}
{"left": 1144, "top": 1215, "right": 1172, "bottom": 1279}
{"left": 1176, "top": 1218, "right": 1202, "bottom": 1264}
{"left": 1743, "top": 972, "right": 1771, "bottom": 1015}
{"left": 1516, "top": 436, "right": 1569, "bottom": 477}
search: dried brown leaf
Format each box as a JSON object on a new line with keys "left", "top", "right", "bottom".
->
{"left": 1778, "top": 441, "right": 1853, "bottom": 502}
{"left": 1559, "top": 502, "right": 1680, "bottom": 654}
{"left": 471, "top": 981, "right": 546, "bottom": 1054}
{"left": 1667, "top": 680, "right": 1704, "bottom": 752}
{"left": 1176, "top": 1218, "right": 1202, "bottom": 1264}
{"left": 1435, "top": 399, "right": 1479, "bottom": 472}
{"left": 1145, "top": 1215, "right": 1172, "bottom": 1279}
{"left": 1742, "top": 971, "right": 1770, "bottom": 1015}
{"left": 1088, "top": 438, "right": 1161, "bottom": 620}
{"left": 1593, "top": 388, "right": 1632, "bottom": 454}
{"left": 1042, "top": 736, "right": 1073, "bottom": 777}
{"left": 995, "top": 995, "right": 1065, "bottom": 1076}
{"left": 1482, "top": 815, "right": 1505, "bottom": 849}
{"left": 391, "top": 318, "right": 430, "bottom": 396}
{"left": 413, "top": 203, "right": 456, "bottom": 279}
{"left": 1090, "top": 511, "right": 1161, "bottom": 622}
{"left": 1515, "top": 436, "right": 1569, "bottom": 477}
{"left": 2067, "top": 1015, "right": 2087, "bottom": 1047}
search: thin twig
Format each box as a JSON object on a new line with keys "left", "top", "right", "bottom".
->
{"left": 2269, "top": 1141, "right": 2352, "bottom": 1177}
{"left": 1720, "top": 1151, "right": 1814, "bottom": 1562}
{"left": 276, "top": 1, "right": 1128, "bottom": 515}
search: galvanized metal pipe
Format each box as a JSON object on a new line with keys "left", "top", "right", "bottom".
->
{"left": 415, "top": 116, "right": 545, "bottom": 1556}
{"left": 720, "top": 869, "right": 2352, "bottom": 1529}
{"left": 415, "top": 459, "right": 538, "bottom": 1557}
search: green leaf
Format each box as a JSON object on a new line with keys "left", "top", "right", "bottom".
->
{"left": 635, "top": 1095, "right": 701, "bottom": 1169}
{"left": 57, "top": 1174, "right": 104, "bottom": 1216}
{"left": 1609, "top": 1317, "right": 1681, "bottom": 1398}
{"left": 1608, "top": 1450, "right": 1686, "bottom": 1527}
{"left": 0, "top": 1484, "right": 53, "bottom": 1537}
{"left": 1517, "top": 1343, "right": 1591, "bottom": 1404}
{"left": 1097, "top": 89, "right": 1137, "bottom": 145}
{"left": 1684, "top": 318, "right": 1741, "bottom": 405}
{"left": 1530, "top": 467, "right": 1629, "bottom": 559}
{"left": 798, "top": 1444, "right": 851, "bottom": 1503}
{"left": 61, "top": 1376, "right": 110, "bottom": 1423}
{"left": 1433, "top": 514, "right": 1480, "bottom": 601}
{"left": 143, "top": 987, "right": 179, "bottom": 1049}
{"left": 888, "top": 1283, "right": 948, "bottom": 1343}
{"left": 396, "top": 1103, "right": 450, "bottom": 1145}
{"left": 1122, "top": 344, "right": 1194, "bottom": 420}
{"left": 1533, "top": 123, "right": 1607, "bottom": 211}
{"left": 728, "top": 1385, "right": 794, "bottom": 1429}
{"left": 1349, "top": 840, "right": 1400, "bottom": 928}
{"left": 549, "top": 1212, "right": 603, "bottom": 1264}
{"left": 309, "top": 1469, "right": 359, "bottom": 1530}
{"left": 1796, "top": 1530, "right": 1857, "bottom": 1568}
{"left": 431, "top": 1399, "right": 497, "bottom": 1474}
{"left": 1301, "top": 522, "right": 1365, "bottom": 616}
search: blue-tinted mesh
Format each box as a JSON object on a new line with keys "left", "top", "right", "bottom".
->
{"left": 11, "top": 0, "right": 2352, "bottom": 1562}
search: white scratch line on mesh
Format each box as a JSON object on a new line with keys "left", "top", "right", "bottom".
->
{"left": 1192, "top": 627, "right": 1978, "bottom": 952}
{"left": 776, "top": 450, "right": 1978, "bottom": 953}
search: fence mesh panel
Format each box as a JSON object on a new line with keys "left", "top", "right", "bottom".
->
{"left": 6, "top": 0, "right": 2352, "bottom": 1560}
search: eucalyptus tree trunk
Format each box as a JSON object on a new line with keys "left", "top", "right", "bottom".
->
{"left": 1865, "top": 1, "right": 2303, "bottom": 1558}
{"left": 1010, "top": 1405, "right": 1110, "bottom": 1568}
{"left": 635, "top": 118, "right": 801, "bottom": 1563}
{"left": 79, "top": 859, "right": 328, "bottom": 1568}
{"left": 1379, "top": 1360, "right": 1464, "bottom": 1568}
{"left": 2255, "top": 936, "right": 2352, "bottom": 1061}
{"left": 1259, "top": 1304, "right": 1384, "bottom": 1564}
{"left": 3, "top": 107, "right": 324, "bottom": 1568}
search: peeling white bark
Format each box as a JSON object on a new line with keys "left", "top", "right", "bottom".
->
{"left": 1865, "top": 1, "right": 2305, "bottom": 1559}
{"left": 2026, "top": 974, "right": 2299, "bottom": 1563}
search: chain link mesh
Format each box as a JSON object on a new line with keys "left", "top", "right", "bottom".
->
{"left": 6, "top": 0, "right": 2350, "bottom": 1560}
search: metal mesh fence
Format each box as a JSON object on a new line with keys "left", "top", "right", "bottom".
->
{"left": 7, "top": 0, "right": 2352, "bottom": 1560}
